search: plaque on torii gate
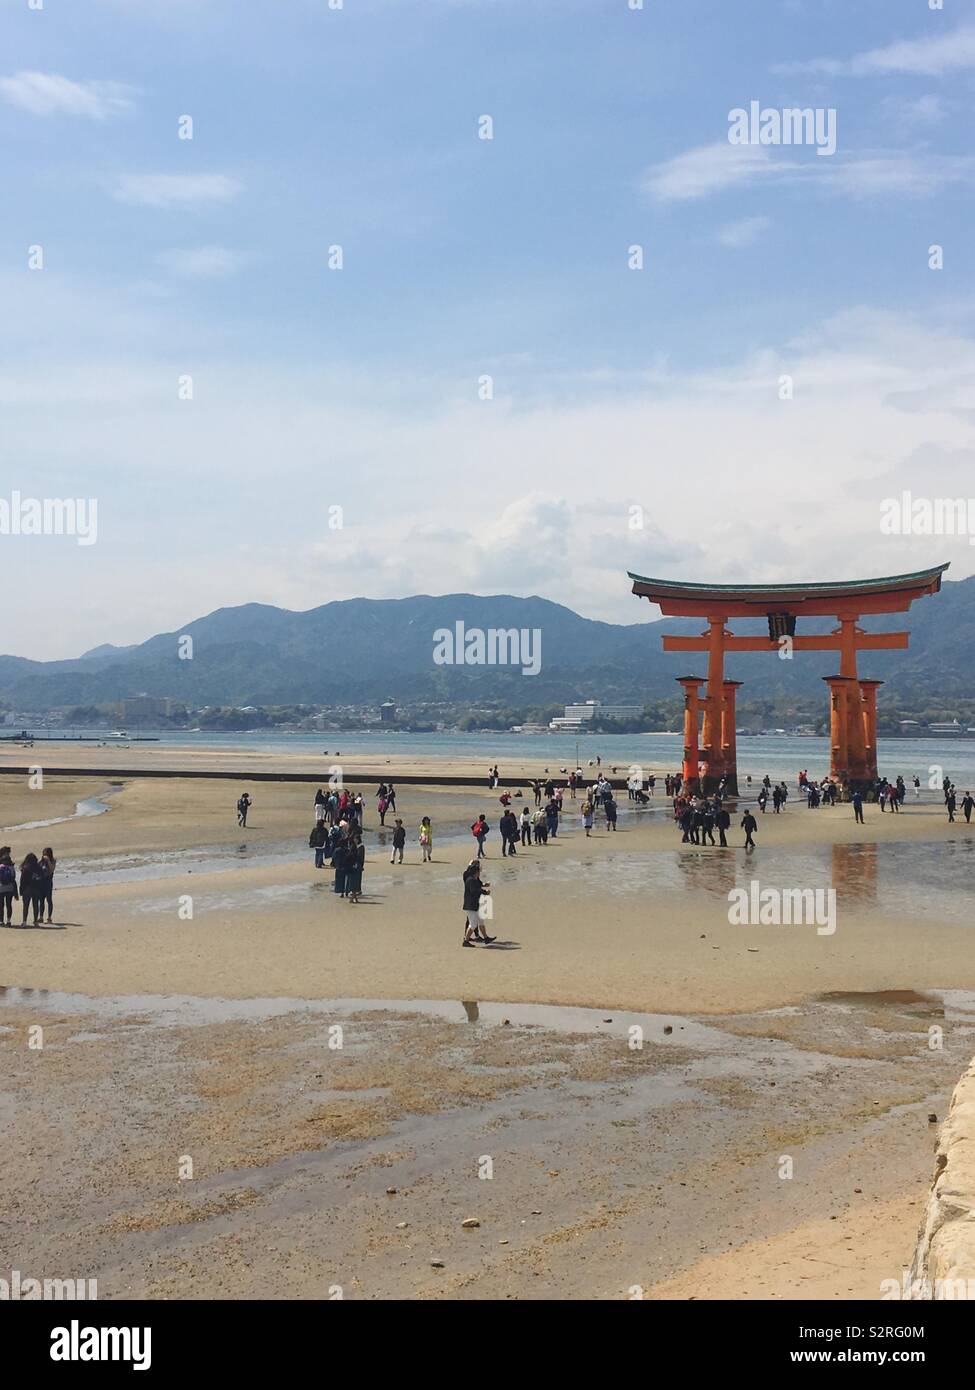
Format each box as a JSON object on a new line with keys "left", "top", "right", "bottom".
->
{"left": 629, "top": 564, "right": 949, "bottom": 796}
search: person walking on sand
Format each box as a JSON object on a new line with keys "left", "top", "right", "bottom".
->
{"left": 346, "top": 835, "right": 365, "bottom": 904}
{"left": 963, "top": 792, "right": 975, "bottom": 825}
{"left": 582, "top": 799, "right": 594, "bottom": 837}
{"left": 462, "top": 860, "right": 494, "bottom": 946}
{"left": 533, "top": 806, "right": 548, "bottom": 844}
{"left": 715, "top": 804, "right": 730, "bottom": 847}
{"left": 377, "top": 793, "right": 389, "bottom": 826}
{"left": 471, "top": 813, "right": 490, "bottom": 858}
{"left": 315, "top": 789, "right": 327, "bottom": 823}
{"left": 741, "top": 810, "right": 757, "bottom": 851}
{"left": 0, "top": 847, "right": 19, "bottom": 925}
{"left": 419, "top": 816, "right": 433, "bottom": 863}
{"left": 500, "top": 808, "right": 518, "bottom": 856}
{"left": 604, "top": 794, "right": 617, "bottom": 831}
{"left": 947, "top": 789, "right": 957, "bottom": 824}
{"left": 913, "top": 775, "right": 921, "bottom": 800}
{"left": 237, "top": 792, "right": 252, "bottom": 828}
{"left": 851, "top": 789, "right": 864, "bottom": 824}
{"left": 390, "top": 818, "right": 406, "bottom": 864}
{"left": 386, "top": 784, "right": 397, "bottom": 813}
{"left": 520, "top": 806, "right": 532, "bottom": 846}
{"left": 19, "top": 852, "right": 41, "bottom": 926}
{"left": 309, "top": 821, "right": 328, "bottom": 869}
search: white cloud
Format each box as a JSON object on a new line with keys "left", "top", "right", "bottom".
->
{"left": 643, "top": 142, "right": 974, "bottom": 203}
{"left": 823, "top": 151, "right": 975, "bottom": 198}
{"left": 113, "top": 173, "right": 242, "bottom": 208}
{"left": 0, "top": 70, "right": 134, "bottom": 119}
{"left": 716, "top": 215, "right": 770, "bottom": 248}
{"left": 882, "top": 94, "right": 947, "bottom": 128}
{"left": 156, "top": 246, "right": 250, "bottom": 278}
{"left": 642, "top": 142, "right": 786, "bottom": 202}
{"left": 775, "top": 25, "right": 975, "bottom": 78}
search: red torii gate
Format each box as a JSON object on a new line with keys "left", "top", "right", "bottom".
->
{"left": 629, "top": 565, "right": 949, "bottom": 795}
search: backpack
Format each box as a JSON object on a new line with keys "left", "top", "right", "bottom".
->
{"left": 472, "top": 821, "right": 488, "bottom": 837}
{"left": 0, "top": 862, "right": 13, "bottom": 886}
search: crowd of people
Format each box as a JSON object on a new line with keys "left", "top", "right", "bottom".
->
{"left": 0, "top": 845, "right": 56, "bottom": 927}
{"left": 225, "top": 755, "right": 975, "bottom": 946}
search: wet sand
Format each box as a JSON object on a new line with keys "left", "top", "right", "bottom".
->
{"left": 1, "top": 763, "right": 971, "bottom": 1299}
{"left": 1, "top": 988, "right": 965, "bottom": 1300}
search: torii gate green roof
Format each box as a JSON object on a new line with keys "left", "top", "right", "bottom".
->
{"left": 629, "top": 563, "right": 950, "bottom": 618}
{"left": 628, "top": 563, "right": 949, "bottom": 600}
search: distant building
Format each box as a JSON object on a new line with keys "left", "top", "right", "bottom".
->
{"left": 380, "top": 700, "right": 397, "bottom": 724}
{"left": 118, "top": 695, "right": 170, "bottom": 724}
{"left": 549, "top": 699, "right": 642, "bottom": 731}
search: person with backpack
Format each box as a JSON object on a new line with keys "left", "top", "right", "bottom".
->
{"left": 471, "top": 814, "right": 490, "bottom": 858}
{"left": 0, "top": 847, "right": 18, "bottom": 925}
{"left": 309, "top": 821, "right": 328, "bottom": 869}
{"left": 19, "top": 852, "right": 41, "bottom": 926}
{"left": 390, "top": 818, "right": 406, "bottom": 864}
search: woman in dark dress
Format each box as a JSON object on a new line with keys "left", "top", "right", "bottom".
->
{"left": 346, "top": 836, "right": 365, "bottom": 904}
{"left": 38, "top": 848, "right": 56, "bottom": 923}
{"left": 332, "top": 837, "right": 349, "bottom": 896}
{"left": 19, "top": 853, "right": 41, "bottom": 926}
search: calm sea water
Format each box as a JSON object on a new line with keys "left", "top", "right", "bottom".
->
{"left": 23, "top": 728, "right": 975, "bottom": 785}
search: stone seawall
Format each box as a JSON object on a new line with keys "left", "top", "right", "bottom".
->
{"left": 909, "top": 1056, "right": 975, "bottom": 1297}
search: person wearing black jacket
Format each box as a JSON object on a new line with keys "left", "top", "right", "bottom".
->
{"left": 500, "top": 809, "right": 519, "bottom": 856}
{"left": 0, "top": 846, "right": 19, "bottom": 925}
{"left": 19, "top": 852, "right": 41, "bottom": 926}
{"left": 462, "top": 861, "right": 494, "bottom": 946}
{"left": 715, "top": 806, "right": 731, "bottom": 847}
{"left": 332, "top": 837, "right": 350, "bottom": 896}
{"left": 309, "top": 821, "right": 328, "bottom": 869}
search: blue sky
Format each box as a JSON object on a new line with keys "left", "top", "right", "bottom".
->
{"left": 2, "top": 0, "right": 974, "bottom": 658}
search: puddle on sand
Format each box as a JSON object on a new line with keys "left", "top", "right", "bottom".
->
{"left": 481, "top": 837, "right": 975, "bottom": 928}
{"left": 2, "top": 784, "right": 124, "bottom": 834}
{"left": 0, "top": 985, "right": 721, "bottom": 1042}
{"left": 3, "top": 985, "right": 970, "bottom": 1069}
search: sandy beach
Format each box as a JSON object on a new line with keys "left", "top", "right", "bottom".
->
{"left": 1, "top": 749, "right": 972, "bottom": 1300}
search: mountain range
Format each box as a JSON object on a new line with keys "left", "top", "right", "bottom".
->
{"left": 0, "top": 579, "right": 970, "bottom": 711}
